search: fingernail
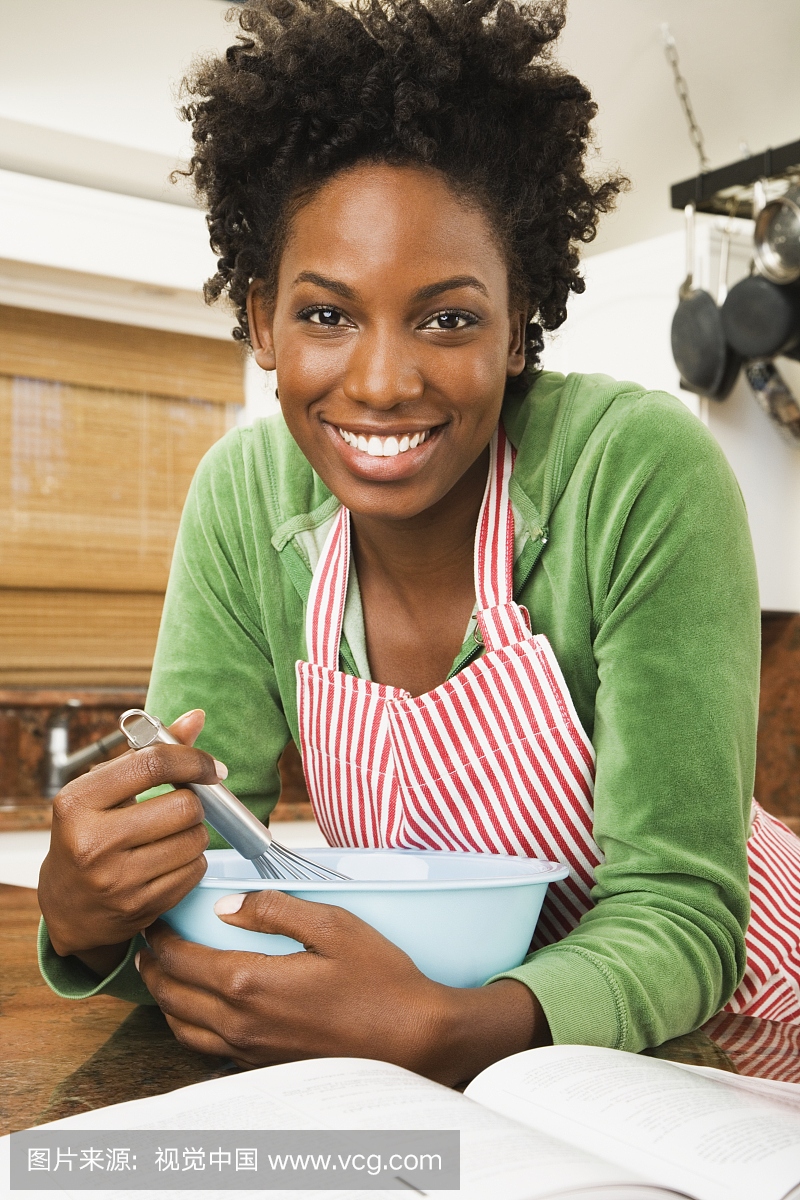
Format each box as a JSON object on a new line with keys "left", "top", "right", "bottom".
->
{"left": 134, "top": 951, "right": 141, "bottom": 971}
{"left": 214, "top": 893, "right": 245, "bottom": 916}
{"left": 213, "top": 759, "right": 228, "bottom": 780}
{"left": 178, "top": 708, "right": 205, "bottom": 720}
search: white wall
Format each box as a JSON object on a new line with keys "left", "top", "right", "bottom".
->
{"left": 558, "top": 0, "right": 800, "bottom": 256}
{"left": 0, "top": 0, "right": 231, "bottom": 159}
{"left": 0, "top": 167, "right": 235, "bottom": 340}
{"left": 0, "top": 168, "right": 214, "bottom": 292}
{"left": 243, "top": 357, "right": 280, "bottom": 425}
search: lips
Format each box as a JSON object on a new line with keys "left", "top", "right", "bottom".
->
{"left": 321, "top": 419, "right": 443, "bottom": 481}
{"left": 337, "top": 427, "right": 431, "bottom": 457}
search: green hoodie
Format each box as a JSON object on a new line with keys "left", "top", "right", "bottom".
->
{"left": 39, "top": 371, "right": 759, "bottom": 1054}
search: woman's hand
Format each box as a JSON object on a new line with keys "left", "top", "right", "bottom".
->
{"left": 38, "top": 710, "right": 223, "bottom": 979}
{"left": 136, "top": 891, "right": 548, "bottom": 1086}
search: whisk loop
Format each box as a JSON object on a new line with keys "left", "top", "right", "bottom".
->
{"left": 118, "top": 710, "right": 349, "bottom": 883}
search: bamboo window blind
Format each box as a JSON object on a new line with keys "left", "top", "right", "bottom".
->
{"left": 0, "top": 305, "right": 243, "bottom": 686}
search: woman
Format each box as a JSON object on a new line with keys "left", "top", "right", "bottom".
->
{"left": 38, "top": 0, "right": 792, "bottom": 1086}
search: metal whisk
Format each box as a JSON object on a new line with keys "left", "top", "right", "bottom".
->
{"left": 118, "top": 710, "right": 349, "bottom": 882}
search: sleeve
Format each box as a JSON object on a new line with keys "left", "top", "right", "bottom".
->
{"left": 38, "top": 924, "right": 154, "bottom": 1004}
{"left": 494, "top": 397, "right": 759, "bottom": 1052}
{"left": 145, "top": 428, "right": 293, "bottom": 833}
{"left": 39, "top": 429, "right": 294, "bottom": 1001}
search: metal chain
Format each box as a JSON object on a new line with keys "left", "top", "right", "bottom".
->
{"left": 660, "top": 24, "right": 710, "bottom": 173}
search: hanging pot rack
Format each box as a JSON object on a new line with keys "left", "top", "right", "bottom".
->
{"left": 670, "top": 137, "right": 800, "bottom": 219}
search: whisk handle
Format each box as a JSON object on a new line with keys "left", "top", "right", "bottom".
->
{"left": 118, "top": 709, "right": 273, "bottom": 861}
{"left": 185, "top": 780, "right": 274, "bottom": 860}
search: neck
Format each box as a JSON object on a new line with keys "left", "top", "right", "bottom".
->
{"left": 350, "top": 449, "right": 489, "bottom": 595}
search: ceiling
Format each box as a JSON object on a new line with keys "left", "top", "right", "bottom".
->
{"left": 0, "top": 0, "right": 797, "bottom": 254}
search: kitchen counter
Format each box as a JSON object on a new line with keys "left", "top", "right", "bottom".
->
{"left": 0, "top": 822, "right": 328, "bottom": 1134}
{"left": 3, "top": 881, "right": 798, "bottom": 1137}
{"left": 0, "top": 884, "right": 237, "bottom": 1136}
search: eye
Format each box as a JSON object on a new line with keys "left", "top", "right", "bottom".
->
{"left": 421, "top": 310, "right": 478, "bottom": 331}
{"left": 299, "top": 305, "right": 349, "bottom": 327}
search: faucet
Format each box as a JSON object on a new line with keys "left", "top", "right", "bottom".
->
{"left": 43, "top": 700, "right": 127, "bottom": 799}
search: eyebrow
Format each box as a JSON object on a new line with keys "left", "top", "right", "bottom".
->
{"left": 413, "top": 275, "right": 490, "bottom": 301}
{"left": 292, "top": 271, "right": 357, "bottom": 300}
{"left": 291, "top": 271, "right": 490, "bottom": 303}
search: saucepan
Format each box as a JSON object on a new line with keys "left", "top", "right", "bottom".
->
{"left": 754, "top": 181, "right": 800, "bottom": 285}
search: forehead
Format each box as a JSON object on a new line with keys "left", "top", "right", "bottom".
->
{"left": 278, "top": 163, "right": 509, "bottom": 296}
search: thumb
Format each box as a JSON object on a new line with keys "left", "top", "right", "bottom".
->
{"left": 214, "top": 889, "right": 345, "bottom": 953}
{"left": 167, "top": 708, "right": 206, "bottom": 747}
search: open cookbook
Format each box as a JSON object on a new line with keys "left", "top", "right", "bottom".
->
{"left": 3, "top": 1043, "right": 800, "bottom": 1199}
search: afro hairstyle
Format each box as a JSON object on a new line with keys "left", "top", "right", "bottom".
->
{"left": 181, "top": 0, "right": 625, "bottom": 376}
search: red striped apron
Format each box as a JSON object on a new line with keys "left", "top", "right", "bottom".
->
{"left": 296, "top": 425, "right": 800, "bottom": 1018}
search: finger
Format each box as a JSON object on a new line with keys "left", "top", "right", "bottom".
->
{"left": 162, "top": 1013, "right": 245, "bottom": 1061}
{"left": 142, "top": 916, "right": 245, "bottom": 984}
{"left": 137, "top": 942, "right": 221, "bottom": 1019}
{"left": 143, "top": 918, "right": 293, "bottom": 999}
{"left": 214, "top": 889, "right": 352, "bottom": 953}
{"left": 54, "top": 741, "right": 226, "bottom": 815}
{"left": 110, "top": 787, "right": 207, "bottom": 850}
{"left": 138, "top": 941, "right": 291, "bottom": 1067}
{"left": 125, "top": 822, "right": 209, "bottom": 882}
{"left": 132, "top": 858, "right": 210, "bottom": 926}
{"left": 52, "top": 788, "right": 207, "bottom": 871}
{"left": 167, "top": 709, "right": 206, "bottom": 748}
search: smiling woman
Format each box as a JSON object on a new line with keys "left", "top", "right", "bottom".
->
{"left": 36, "top": 0, "right": 795, "bottom": 1087}
{"left": 246, "top": 161, "right": 528, "bottom": 693}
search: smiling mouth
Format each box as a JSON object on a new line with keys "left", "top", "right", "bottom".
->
{"left": 336, "top": 427, "right": 434, "bottom": 457}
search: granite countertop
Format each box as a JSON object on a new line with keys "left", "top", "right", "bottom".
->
{"left": 0, "top": 884, "right": 233, "bottom": 1136}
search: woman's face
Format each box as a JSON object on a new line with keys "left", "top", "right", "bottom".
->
{"left": 249, "top": 163, "right": 526, "bottom": 521}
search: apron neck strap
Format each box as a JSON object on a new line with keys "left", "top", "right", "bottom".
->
{"left": 305, "top": 503, "right": 351, "bottom": 670}
{"left": 474, "top": 424, "right": 515, "bottom": 612}
{"left": 305, "top": 425, "right": 515, "bottom": 670}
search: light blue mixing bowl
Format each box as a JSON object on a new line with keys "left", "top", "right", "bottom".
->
{"left": 162, "top": 847, "right": 568, "bottom": 988}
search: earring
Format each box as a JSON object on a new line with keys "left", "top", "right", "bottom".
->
{"left": 275, "top": 386, "right": 280, "bottom": 401}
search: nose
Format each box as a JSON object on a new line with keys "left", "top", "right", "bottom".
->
{"left": 341, "top": 325, "right": 424, "bottom": 410}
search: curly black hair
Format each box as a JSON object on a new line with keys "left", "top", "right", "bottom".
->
{"left": 181, "top": 0, "right": 624, "bottom": 374}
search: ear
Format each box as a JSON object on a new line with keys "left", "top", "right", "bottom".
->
{"left": 506, "top": 310, "right": 528, "bottom": 378}
{"left": 247, "top": 283, "right": 277, "bottom": 372}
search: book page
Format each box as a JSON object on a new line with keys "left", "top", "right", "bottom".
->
{"left": 674, "top": 1063, "right": 800, "bottom": 1109}
{"left": 1, "top": 1057, "right": 679, "bottom": 1200}
{"left": 466, "top": 1045, "right": 800, "bottom": 1200}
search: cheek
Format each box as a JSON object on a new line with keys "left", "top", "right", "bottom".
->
{"left": 275, "top": 332, "right": 345, "bottom": 399}
{"left": 426, "top": 342, "right": 509, "bottom": 420}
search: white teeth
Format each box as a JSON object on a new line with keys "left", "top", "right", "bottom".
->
{"left": 338, "top": 427, "right": 432, "bottom": 456}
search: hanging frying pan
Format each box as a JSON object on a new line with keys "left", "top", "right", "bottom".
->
{"left": 721, "top": 274, "right": 800, "bottom": 361}
{"left": 671, "top": 204, "right": 741, "bottom": 399}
